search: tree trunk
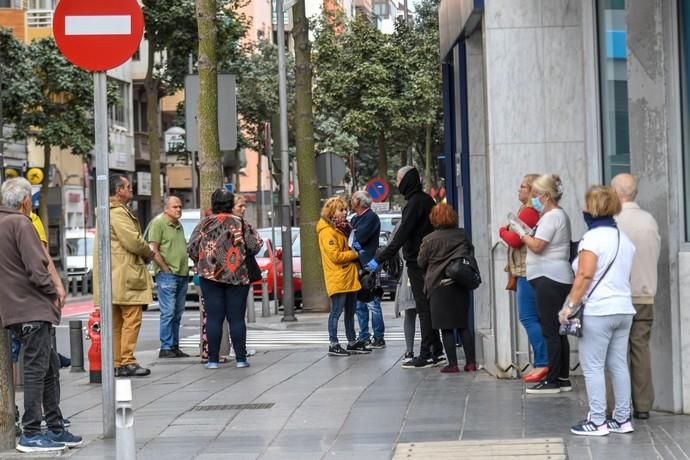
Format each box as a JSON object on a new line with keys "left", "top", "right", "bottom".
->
{"left": 293, "top": 0, "right": 329, "bottom": 312}
{"left": 195, "top": 0, "right": 222, "bottom": 212}
{"left": 424, "top": 123, "right": 432, "bottom": 191}
{"left": 377, "top": 132, "right": 387, "bottom": 179}
{"left": 145, "top": 37, "right": 163, "bottom": 218}
{"left": 38, "top": 144, "right": 50, "bottom": 232}
{"left": 0, "top": 325, "right": 15, "bottom": 450}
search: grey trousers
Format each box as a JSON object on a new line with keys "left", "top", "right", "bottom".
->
{"left": 579, "top": 314, "right": 634, "bottom": 425}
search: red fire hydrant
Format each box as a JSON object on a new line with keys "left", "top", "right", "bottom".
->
{"left": 86, "top": 310, "right": 102, "bottom": 384}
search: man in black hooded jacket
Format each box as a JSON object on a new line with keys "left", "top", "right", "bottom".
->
{"left": 367, "top": 166, "right": 445, "bottom": 368}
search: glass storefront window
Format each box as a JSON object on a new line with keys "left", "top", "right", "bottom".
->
{"left": 597, "top": 0, "right": 631, "bottom": 183}
{"left": 680, "top": 0, "right": 690, "bottom": 240}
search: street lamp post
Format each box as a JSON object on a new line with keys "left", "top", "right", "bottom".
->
{"left": 276, "top": 0, "right": 296, "bottom": 321}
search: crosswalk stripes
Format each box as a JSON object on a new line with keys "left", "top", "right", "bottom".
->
{"left": 179, "top": 329, "right": 422, "bottom": 349}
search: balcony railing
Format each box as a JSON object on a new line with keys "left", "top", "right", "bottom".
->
{"left": 27, "top": 9, "right": 53, "bottom": 28}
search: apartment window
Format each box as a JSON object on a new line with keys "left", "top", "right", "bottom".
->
{"left": 27, "top": 0, "right": 55, "bottom": 9}
{"left": 133, "top": 99, "right": 148, "bottom": 133}
{"left": 680, "top": 0, "right": 690, "bottom": 240}
{"left": 597, "top": 0, "right": 630, "bottom": 183}
{"left": 0, "top": 0, "right": 22, "bottom": 8}
{"left": 109, "top": 80, "right": 130, "bottom": 130}
{"left": 373, "top": 0, "right": 390, "bottom": 18}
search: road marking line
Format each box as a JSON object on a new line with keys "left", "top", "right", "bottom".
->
{"left": 65, "top": 15, "right": 131, "bottom": 36}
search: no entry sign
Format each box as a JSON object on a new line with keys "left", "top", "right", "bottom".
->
{"left": 366, "top": 177, "right": 390, "bottom": 203}
{"left": 53, "top": 0, "right": 144, "bottom": 72}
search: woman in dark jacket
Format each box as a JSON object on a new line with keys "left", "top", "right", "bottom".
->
{"left": 187, "top": 189, "right": 263, "bottom": 369}
{"left": 417, "top": 203, "right": 476, "bottom": 373}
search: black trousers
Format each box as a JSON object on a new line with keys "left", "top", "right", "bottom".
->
{"left": 200, "top": 278, "right": 250, "bottom": 363}
{"left": 10, "top": 321, "right": 63, "bottom": 436}
{"left": 529, "top": 277, "right": 572, "bottom": 382}
{"left": 407, "top": 264, "right": 443, "bottom": 359}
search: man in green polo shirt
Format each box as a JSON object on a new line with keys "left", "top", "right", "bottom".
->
{"left": 148, "top": 196, "right": 190, "bottom": 358}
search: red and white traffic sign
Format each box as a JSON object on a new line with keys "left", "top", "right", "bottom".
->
{"left": 53, "top": 0, "right": 144, "bottom": 72}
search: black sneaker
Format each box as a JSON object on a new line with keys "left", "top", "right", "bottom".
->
{"left": 173, "top": 346, "right": 190, "bottom": 358}
{"left": 559, "top": 379, "right": 573, "bottom": 392}
{"left": 370, "top": 337, "right": 386, "bottom": 349}
{"left": 402, "top": 352, "right": 414, "bottom": 364}
{"left": 526, "top": 380, "right": 561, "bottom": 394}
{"left": 328, "top": 344, "right": 350, "bottom": 356}
{"left": 159, "top": 349, "right": 177, "bottom": 358}
{"left": 433, "top": 355, "right": 447, "bottom": 367}
{"left": 402, "top": 356, "right": 435, "bottom": 369}
{"left": 119, "top": 363, "right": 151, "bottom": 377}
{"left": 347, "top": 341, "right": 373, "bottom": 354}
{"left": 571, "top": 420, "right": 609, "bottom": 436}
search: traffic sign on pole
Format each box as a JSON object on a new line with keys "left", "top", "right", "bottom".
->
{"left": 53, "top": 0, "right": 144, "bottom": 72}
{"left": 366, "top": 177, "right": 390, "bottom": 203}
{"left": 53, "top": 0, "right": 144, "bottom": 440}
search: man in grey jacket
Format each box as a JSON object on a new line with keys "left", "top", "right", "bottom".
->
{"left": 611, "top": 173, "right": 661, "bottom": 420}
{"left": 0, "top": 178, "right": 82, "bottom": 453}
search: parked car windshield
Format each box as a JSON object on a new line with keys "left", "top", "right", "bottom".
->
{"left": 258, "top": 227, "right": 298, "bottom": 249}
{"left": 378, "top": 214, "right": 401, "bottom": 233}
{"left": 66, "top": 237, "right": 94, "bottom": 257}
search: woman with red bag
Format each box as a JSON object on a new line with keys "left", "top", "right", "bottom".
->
{"left": 499, "top": 174, "right": 548, "bottom": 383}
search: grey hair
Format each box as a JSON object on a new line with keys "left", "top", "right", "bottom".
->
{"left": 164, "top": 195, "right": 182, "bottom": 209}
{"left": 352, "top": 191, "right": 372, "bottom": 209}
{"left": 397, "top": 166, "right": 414, "bottom": 184}
{"left": 1, "top": 177, "right": 32, "bottom": 210}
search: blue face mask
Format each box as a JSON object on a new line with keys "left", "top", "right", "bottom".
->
{"left": 531, "top": 196, "right": 544, "bottom": 214}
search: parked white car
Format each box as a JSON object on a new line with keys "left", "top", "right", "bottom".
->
{"left": 65, "top": 228, "right": 95, "bottom": 276}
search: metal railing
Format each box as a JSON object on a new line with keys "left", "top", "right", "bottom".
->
{"left": 27, "top": 9, "right": 53, "bottom": 28}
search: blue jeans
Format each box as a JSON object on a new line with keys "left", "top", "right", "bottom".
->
{"left": 157, "top": 272, "right": 188, "bottom": 350}
{"left": 516, "top": 276, "right": 548, "bottom": 367}
{"left": 356, "top": 297, "right": 384, "bottom": 341}
{"left": 328, "top": 292, "right": 357, "bottom": 345}
{"left": 199, "top": 278, "right": 249, "bottom": 363}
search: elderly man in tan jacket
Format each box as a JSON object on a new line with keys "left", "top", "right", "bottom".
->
{"left": 94, "top": 174, "right": 154, "bottom": 377}
{"left": 611, "top": 173, "right": 660, "bottom": 420}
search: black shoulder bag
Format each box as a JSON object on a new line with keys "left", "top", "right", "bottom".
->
{"left": 559, "top": 229, "right": 620, "bottom": 337}
{"left": 241, "top": 220, "right": 262, "bottom": 283}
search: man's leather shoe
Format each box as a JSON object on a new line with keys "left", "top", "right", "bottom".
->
{"left": 633, "top": 411, "right": 650, "bottom": 420}
{"left": 159, "top": 349, "right": 177, "bottom": 358}
{"left": 115, "top": 367, "right": 123, "bottom": 377}
{"left": 173, "top": 346, "right": 190, "bottom": 358}
{"left": 120, "top": 363, "right": 151, "bottom": 377}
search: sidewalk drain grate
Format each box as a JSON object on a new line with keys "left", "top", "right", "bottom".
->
{"left": 192, "top": 403, "right": 275, "bottom": 411}
{"left": 393, "top": 437, "right": 566, "bottom": 459}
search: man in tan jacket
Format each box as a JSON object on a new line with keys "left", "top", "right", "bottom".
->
{"left": 611, "top": 173, "right": 660, "bottom": 419}
{"left": 94, "top": 174, "right": 154, "bottom": 377}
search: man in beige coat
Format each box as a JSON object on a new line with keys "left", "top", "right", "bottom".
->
{"left": 94, "top": 174, "right": 154, "bottom": 377}
{"left": 611, "top": 173, "right": 660, "bottom": 419}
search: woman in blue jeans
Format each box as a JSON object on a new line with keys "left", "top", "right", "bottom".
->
{"left": 499, "top": 174, "right": 548, "bottom": 382}
{"left": 317, "top": 197, "right": 369, "bottom": 356}
{"left": 187, "top": 189, "right": 263, "bottom": 369}
{"left": 561, "top": 186, "right": 636, "bottom": 436}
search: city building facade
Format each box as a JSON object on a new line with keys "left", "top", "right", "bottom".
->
{"left": 439, "top": 0, "right": 690, "bottom": 414}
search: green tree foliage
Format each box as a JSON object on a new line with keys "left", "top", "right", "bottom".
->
{"left": 142, "top": 0, "right": 248, "bottom": 215}
{"left": 313, "top": 15, "right": 402, "bottom": 180}
{"left": 2, "top": 36, "right": 117, "bottom": 227}
{"left": 312, "top": 0, "right": 444, "bottom": 190}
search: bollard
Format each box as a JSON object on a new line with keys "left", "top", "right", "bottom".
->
{"left": 71, "top": 276, "right": 79, "bottom": 297}
{"left": 246, "top": 285, "right": 256, "bottom": 323}
{"left": 69, "top": 320, "right": 85, "bottom": 372}
{"left": 115, "top": 379, "right": 136, "bottom": 460}
{"left": 261, "top": 278, "right": 270, "bottom": 317}
{"left": 81, "top": 273, "right": 90, "bottom": 296}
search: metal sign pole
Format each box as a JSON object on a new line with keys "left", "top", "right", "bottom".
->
{"left": 276, "top": 0, "right": 296, "bottom": 321}
{"left": 94, "top": 71, "right": 115, "bottom": 438}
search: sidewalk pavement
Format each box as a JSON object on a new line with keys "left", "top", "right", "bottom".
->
{"left": 10, "top": 309, "right": 690, "bottom": 459}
